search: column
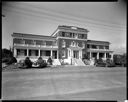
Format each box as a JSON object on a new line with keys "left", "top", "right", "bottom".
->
{"left": 97, "top": 52, "right": 99, "bottom": 59}
{"left": 51, "top": 50, "right": 53, "bottom": 58}
{"left": 38, "top": 49, "right": 40, "bottom": 57}
{"left": 111, "top": 53, "right": 113, "bottom": 60}
{"left": 104, "top": 52, "right": 106, "bottom": 60}
{"left": 90, "top": 52, "right": 92, "bottom": 59}
{"left": 79, "top": 50, "right": 82, "bottom": 59}
{"left": 57, "top": 50, "right": 59, "bottom": 59}
{"left": 27, "top": 49, "right": 29, "bottom": 56}
{"left": 14, "top": 48, "right": 17, "bottom": 57}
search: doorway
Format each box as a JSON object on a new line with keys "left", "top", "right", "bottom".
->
{"left": 73, "top": 50, "right": 79, "bottom": 59}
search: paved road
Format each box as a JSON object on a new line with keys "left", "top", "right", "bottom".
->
{"left": 2, "top": 66, "right": 126, "bottom": 101}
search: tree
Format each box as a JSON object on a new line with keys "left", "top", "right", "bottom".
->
{"left": 2, "top": 48, "right": 13, "bottom": 59}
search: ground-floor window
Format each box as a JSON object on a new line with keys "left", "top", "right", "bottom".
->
{"left": 40, "top": 50, "right": 50, "bottom": 56}
{"left": 53, "top": 51, "right": 57, "bottom": 59}
{"left": 92, "top": 53, "right": 97, "bottom": 58}
{"left": 29, "top": 50, "right": 38, "bottom": 56}
{"left": 62, "top": 50, "right": 66, "bottom": 58}
{"left": 17, "top": 49, "right": 27, "bottom": 56}
{"left": 99, "top": 53, "right": 104, "bottom": 58}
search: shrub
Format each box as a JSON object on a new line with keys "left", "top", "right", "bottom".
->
{"left": 24, "top": 57, "right": 32, "bottom": 68}
{"left": 2, "top": 57, "right": 17, "bottom": 65}
{"left": 37, "top": 57, "right": 47, "bottom": 68}
{"left": 2, "top": 49, "right": 13, "bottom": 59}
{"left": 47, "top": 57, "right": 53, "bottom": 65}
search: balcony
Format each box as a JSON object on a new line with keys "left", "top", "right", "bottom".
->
{"left": 87, "top": 48, "right": 113, "bottom": 52}
{"left": 14, "top": 43, "right": 58, "bottom": 48}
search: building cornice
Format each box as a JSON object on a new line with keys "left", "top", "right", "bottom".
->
{"left": 57, "top": 37, "right": 87, "bottom": 41}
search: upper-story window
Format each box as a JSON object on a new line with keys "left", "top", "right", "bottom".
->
{"left": 99, "top": 45, "right": 104, "bottom": 49}
{"left": 92, "top": 45, "right": 97, "bottom": 49}
{"left": 82, "top": 34, "right": 85, "bottom": 39}
{"left": 75, "top": 33, "right": 78, "bottom": 38}
{"left": 62, "top": 40, "right": 66, "bottom": 47}
{"left": 62, "top": 32, "right": 65, "bottom": 37}
{"left": 14, "top": 38, "right": 25, "bottom": 44}
{"left": 78, "top": 34, "right": 82, "bottom": 39}
{"left": 87, "top": 44, "right": 90, "bottom": 48}
{"left": 105, "top": 46, "right": 109, "bottom": 49}
{"left": 53, "top": 40, "right": 57, "bottom": 46}
{"left": 82, "top": 42, "right": 85, "bottom": 48}
{"left": 66, "top": 32, "right": 70, "bottom": 37}
{"left": 42, "top": 41, "right": 46, "bottom": 46}
{"left": 25, "top": 39, "right": 34, "bottom": 45}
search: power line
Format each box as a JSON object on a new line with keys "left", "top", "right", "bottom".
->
{"left": 2, "top": 6, "right": 126, "bottom": 32}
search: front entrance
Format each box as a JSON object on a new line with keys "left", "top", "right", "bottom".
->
{"left": 53, "top": 51, "right": 57, "bottom": 59}
{"left": 73, "top": 50, "right": 79, "bottom": 59}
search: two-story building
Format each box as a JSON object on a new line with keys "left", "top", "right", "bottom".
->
{"left": 12, "top": 25, "right": 113, "bottom": 65}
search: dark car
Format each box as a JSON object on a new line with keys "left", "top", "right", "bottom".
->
{"left": 95, "top": 62, "right": 106, "bottom": 67}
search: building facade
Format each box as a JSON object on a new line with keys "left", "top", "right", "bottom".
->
{"left": 12, "top": 25, "right": 113, "bottom": 65}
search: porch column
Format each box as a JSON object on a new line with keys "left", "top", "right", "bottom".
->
{"left": 14, "top": 48, "right": 17, "bottom": 57}
{"left": 27, "top": 49, "right": 29, "bottom": 56}
{"left": 57, "top": 50, "right": 59, "bottom": 59}
{"left": 111, "top": 53, "right": 113, "bottom": 60}
{"left": 89, "top": 52, "right": 92, "bottom": 59}
{"left": 38, "top": 49, "right": 40, "bottom": 57}
{"left": 51, "top": 50, "right": 53, "bottom": 58}
{"left": 104, "top": 52, "right": 106, "bottom": 60}
{"left": 79, "top": 50, "right": 82, "bottom": 59}
{"left": 97, "top": 52, "right": 99, "bottom": 59}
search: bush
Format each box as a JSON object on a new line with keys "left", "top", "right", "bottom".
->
{"left": 2, "top": 57, "right": 17, "bottom": 65}
{"left": 2, "top": 49, "right": 13, "bottom": 59}
{"left": 47, "top": 57, "right": 53, "bottom": 65}
{"left": 36, "top": 57, "right": 47, "bottom": 68}
{"left": 24, "top": 57, "right": 32, "bottom": 68}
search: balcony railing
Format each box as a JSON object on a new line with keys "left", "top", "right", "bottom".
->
{"left": 87, "top": 48, "right": 112, "bottom": 52}
{"left": 14, "top": 43, "right": 58, "bottom": 48}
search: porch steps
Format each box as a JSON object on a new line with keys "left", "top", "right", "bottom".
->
{"left": 72, "top": 58, "right": 86, "bottom": 66}
{"left": 52, "top": 59, "right": 61, "bottom": 65}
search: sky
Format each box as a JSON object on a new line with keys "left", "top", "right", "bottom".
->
{"left": 2, "top": 1, "right": 126, "bottom": 54}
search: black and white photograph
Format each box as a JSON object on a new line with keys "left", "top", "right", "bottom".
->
{"left": 2, "top": 1, "right": 127, "bottom": 101}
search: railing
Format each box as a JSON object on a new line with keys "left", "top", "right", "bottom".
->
{"left": 87, "top": 48, "right": 112, "bottom": 52}
{"left": 14, "top": 43, "right": 58, "bottom": 48}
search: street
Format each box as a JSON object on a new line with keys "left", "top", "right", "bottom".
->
{"left": 2, "top": 66, "right": 126, "bottom": 101}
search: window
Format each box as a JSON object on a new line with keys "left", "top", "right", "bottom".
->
{"left": 78, "top": 34, "right": 82, "bottom": 39}
{"left": 77, "top": 42, "right": 79, "bottom": 47}
{"left": 17, "top": 49, "right": 27, "bottom": 56}
{"left": 62, "top": 32, "right": 65, "bottom": 37}
{"left": 92, "top": 45, "right": 97, "bottom": 49}
{"left": 82, "top": 34, "right": 85, "bottom": 39}
{"left": 62, "top": 40, "right": 66, "bottom": 47}
{"left": 62, "top": 50, "right": 66, "bottom": 57}
{"left": 72, "top": 41, "right": 75, "bottom": 47}
{"left": 99, "top": 45, "right": 104, "bottom": 49}
{"left": 105, "top": 46, "right": 109, "bottom": 49}
{"left": 82, "top": 42, "right": 85, "bottom": 48}
{"left": 87, "top": 44, "right": 90, "bottom": 48}
{"left": 42, "top": 41, "right": 46, "bottom": 46}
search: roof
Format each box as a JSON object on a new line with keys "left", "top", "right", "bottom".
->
{"left": 51, "top": 25, "right": 89, "bottom": 36}
{"left": 12, "top": 33, "right": 56, "bottom": 40}
{"left": 87, "top": 39, "right": 110, "bottom": 45}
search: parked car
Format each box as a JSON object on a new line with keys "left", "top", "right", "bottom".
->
{"left": 95, "top": 58, "right": 115, "bottom": 67}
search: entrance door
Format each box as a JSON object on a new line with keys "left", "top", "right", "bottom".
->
{"left": 73, "top": 50, "right": 79, "bottom": 59}
{"left": 53, "top": 51, "right": 57, "bottom": 59}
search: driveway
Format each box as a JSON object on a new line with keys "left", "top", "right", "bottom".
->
{"left": 2, "top": 66, "right": 126, "bottom": 101}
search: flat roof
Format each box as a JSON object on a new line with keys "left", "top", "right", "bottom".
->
{"left": 12, "top": 33, "right": 56, "bottom": 40}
